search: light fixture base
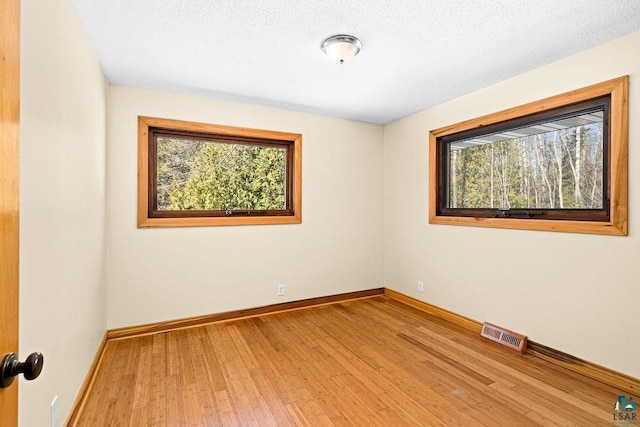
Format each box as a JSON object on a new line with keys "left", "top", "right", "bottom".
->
{"left": 321, "top": 34, "right": 362, "bottom": 64}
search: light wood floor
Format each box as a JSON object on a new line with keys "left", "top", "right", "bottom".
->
{"left": 75, "top": 296, "right": 628, "bottom": 426}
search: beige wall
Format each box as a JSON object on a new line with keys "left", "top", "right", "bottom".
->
{"left": 19, "top": 0, "right": 108, "bottom": 425}
{"left": 106, "top": 86, "right": 384, "bottom": 328}
{"left": 16, "top": 3, "right": 640, "bottom": 423}
{"left": 384, "top": 30, "right": 640, "bottom": 378}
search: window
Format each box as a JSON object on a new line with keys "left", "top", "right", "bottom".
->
{"left": 138, "top": 117, "right": 302, "bottom": 227}
{"left": 429, "top": 76, "right": 628, "bottom": 235}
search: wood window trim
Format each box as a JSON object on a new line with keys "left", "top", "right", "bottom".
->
{"left": 429, "top": 76, "right": 628, "bottom": 236}
{"left": 138, "top": 116, "right": 302, "bottom": 227}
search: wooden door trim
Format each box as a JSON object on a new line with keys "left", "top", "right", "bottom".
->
{"left": 0, "top": 0, "right": 21, "bottom": 424}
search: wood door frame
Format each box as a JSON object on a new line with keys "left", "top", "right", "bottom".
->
{"left": 0, "top": 0, "right": 21, "bottom": 425}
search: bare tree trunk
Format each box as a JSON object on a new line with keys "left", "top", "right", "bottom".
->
{"left": 460, "top": 151, "right": 468, "bottom": 206}
{"left": 490, "top": 145, "right": 494, "bottom": 208}
{"left": 535, "top": 135, "right": 554, "bottom": 208}
{"left": 575, "top": 126, "right": 582, "bottom": 206}
{"left": 501, "top": 144, "right": 510, "bottom": 208}
{"left": 451, "top": 149, "right": 457, "bottom": 208}
{"left": 559, "top": 130, "right": 581, "bottom": 208}
{"left": 519, "top": 140, "right": 529, "bottom": 207}
{"left": 553, "top": 133, "right": 564, "bottom": 208}
{"left": 590, "top": 140, "right": 603, "bottom": 208}
{"left": 590, "top": 173, "right": 598, "bottom": 208}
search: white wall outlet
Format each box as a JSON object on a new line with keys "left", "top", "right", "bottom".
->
{"left": 417, "top": 280, "right": 424, "bottom": 293}
{"left": 277, "top": 284, "right": 285, "bottom": 296}
{"left": 50, "top": 395, "right": 58, "bottom": 427}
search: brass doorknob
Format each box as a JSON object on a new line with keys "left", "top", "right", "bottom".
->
{"left": 0, "top": 352, "right": 44, "bottom": 388}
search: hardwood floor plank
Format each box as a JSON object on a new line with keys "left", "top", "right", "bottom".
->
{"left": 147, "top": 333, "right": 167, "bottom": 426}
{"left": 131, "top": 336, "right": 153, "bottom": 410}
{"left": 111, "top": 373, "right": 137, "bottom": 426}
{"left": 248, "top": 367, "right": 297, "bottom": 425}
{"left": 398, "top": 332, "right": 495, "bottom": 385}
{"left": 226, "top": 322, "right": 260, "bottom": 369}
{"left": 78, "top": 340, "right": 117, "bottom": 426}
{"left": 75, "top": 297, "right": 634, "bottom": 425}
{"left": 213, "top": 389, "right": 241, "bottom": 426}
{"left": 94, "top": 340, "right": 131, "bottom": 426}
{"left": 489, "top": 382, "right": 585, "bottom": 427}
{"left": 166, "top": 332, "right": 188, "bottom": 426}
{"left": 414, "top": 325, "right": 613, "bottom": 422}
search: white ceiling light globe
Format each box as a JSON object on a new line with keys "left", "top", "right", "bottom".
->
{"left": 321, "top": 35, "right": 362, "bottom": 64}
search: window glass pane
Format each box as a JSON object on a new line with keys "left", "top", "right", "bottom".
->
{"left": 156, "top": 137, "right": 287, "bottom": 211}
{"left": 447, "top": 108, "right": 604, "bottom": 209}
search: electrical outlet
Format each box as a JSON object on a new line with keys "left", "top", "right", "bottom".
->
{"left": 51, "top": 395, "right": 58, "bottom": 427}
{"left": 417, "top": 281, "right": 424, "bottom": 293}
{"left": 277, "top": 284, "right": 285, "bottom": 296}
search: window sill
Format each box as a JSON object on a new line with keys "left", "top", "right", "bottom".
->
{"left": 429, "top": 215, "right": 626, "bottom": 236}
{"left": 138, "top": 214, "right": 302, "bottom": 228}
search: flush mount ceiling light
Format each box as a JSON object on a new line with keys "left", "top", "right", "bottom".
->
{"left": 321, "top": 35, "right": 362, "bottom": 64}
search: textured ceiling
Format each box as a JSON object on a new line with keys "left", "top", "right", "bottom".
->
{"left": 71, "top": 0, "right": 640, "bottom": 124}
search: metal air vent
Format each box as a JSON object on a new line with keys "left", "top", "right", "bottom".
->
{"left": 481, "top": 322, "right": 527, "bottom": 353}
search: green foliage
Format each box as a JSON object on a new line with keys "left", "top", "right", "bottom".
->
{"left": 157, "top": 137, "right": 286, "bottom": 211}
